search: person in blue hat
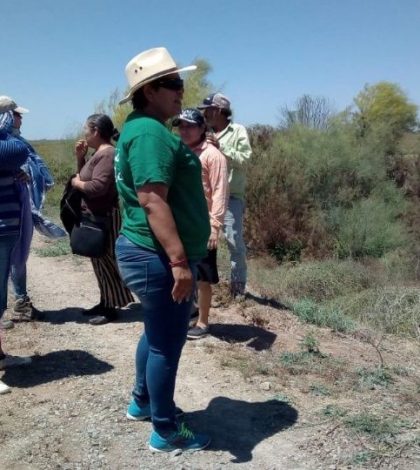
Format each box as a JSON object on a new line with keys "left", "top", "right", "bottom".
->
{"left": 173, "top": 108, "right": 228, "bottom": 339}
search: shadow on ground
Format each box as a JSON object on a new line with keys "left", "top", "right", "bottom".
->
{"left": 2, "top": 349, "right": 113, "bottom": 388}
{"left": 245, "top": 292, "right": 289, "bottom": 310}
{"left": 187, "top": 396, "right": 298, "bottom": 463}
{"left": 36, "top": 302, "right": 144, "bottom": 325}
{"left": 210, "top": 323, "right": 277, "bottom": 351}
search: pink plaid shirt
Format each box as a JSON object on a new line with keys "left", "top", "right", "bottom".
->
{"left": 192, "top": 140, "right": 229, "bottom": 234}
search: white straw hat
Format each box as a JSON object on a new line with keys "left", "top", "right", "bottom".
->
{"left": 119, "top": 47, "right": 196, "bottom": 105}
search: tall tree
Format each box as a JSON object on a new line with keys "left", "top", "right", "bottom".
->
{"left": 279, "top": 95, "right": 334, "bottom": 130}
{"left": 354, "top": 82, "right": 418, "bottom": 139}
{"left": 182, "top": 58, "right": 213, "bottom": 109}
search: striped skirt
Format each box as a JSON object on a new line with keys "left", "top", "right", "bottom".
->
{"left": 91, "top": 207, "right": 134, "bottom": 308}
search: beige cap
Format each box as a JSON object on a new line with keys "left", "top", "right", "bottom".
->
{"left": 0, "top": 96, "right": 29, "bottom": 114}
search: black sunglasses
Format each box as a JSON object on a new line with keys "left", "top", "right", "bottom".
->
{"left": 13, "top": 111, "right": 22, "bottom": 118}
{"left": 156, "top": 77, "right": 184, "bottom": 91}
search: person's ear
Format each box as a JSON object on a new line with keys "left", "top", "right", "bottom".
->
{"left": 143, "top": 84, "right": 156, "bottom": 103}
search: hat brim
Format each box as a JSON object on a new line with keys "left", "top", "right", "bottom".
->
{"left": 172, "top": 117, "right": 202, "bottom": 127}
{"left": 15, "top": 106, "right": 29, "bottom": 114}
{"left": 119, "top": 64, "right": 197, "bottom": 105}
{"left": 197, "top": 104, "right": 213, "bottom": 110}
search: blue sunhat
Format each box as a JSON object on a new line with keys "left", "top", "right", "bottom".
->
{"left": 172, "top": 108, "right": 205, "bottom": 127}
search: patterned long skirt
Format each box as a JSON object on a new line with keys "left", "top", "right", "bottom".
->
{"left": 91, "top": 208, "right": 134, "bottom": 308}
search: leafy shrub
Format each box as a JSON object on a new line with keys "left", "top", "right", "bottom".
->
{"left": 330, "top": 196, "right": 409, "bottom": 258}
{"left": 245, "top": 119, "right": 411, "bottom": 260}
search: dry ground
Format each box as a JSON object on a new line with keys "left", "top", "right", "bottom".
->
{"left": 0, "top": 234, "right": 419, "bottom": 469}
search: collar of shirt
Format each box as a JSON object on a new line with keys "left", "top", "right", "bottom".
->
{"left": 215, "top": 122, "right": 233, "bottom": 140}
{"left": 192, "top": 139, "right": 208, "bottom": 154}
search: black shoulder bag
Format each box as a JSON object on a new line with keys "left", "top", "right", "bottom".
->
{"left": 70, "top": 213, "right": 110, "bottom": 258}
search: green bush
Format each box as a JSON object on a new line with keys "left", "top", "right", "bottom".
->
{"left": 330, "top": 196, "right": 409, "bottom": 258}
{"left": 32, "top": 139, "right": 76, "bottom": 219}
{"left": 246, "top": 120, "right": 411, "bottom": 260}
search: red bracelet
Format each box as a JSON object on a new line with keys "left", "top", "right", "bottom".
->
{"left": 169, "top": 258, "right": 188, "bottom": 268}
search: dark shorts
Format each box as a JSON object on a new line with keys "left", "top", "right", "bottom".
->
{"left": 197, "top": 249, "right": 219, "bottom": 284}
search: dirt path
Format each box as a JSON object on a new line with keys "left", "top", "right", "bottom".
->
{"left": 0, "top": 235, "right": 418, "bottom": 469}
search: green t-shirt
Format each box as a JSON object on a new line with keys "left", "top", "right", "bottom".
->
{"left": 115, "top": 111, "right": 210, "bottom": 260}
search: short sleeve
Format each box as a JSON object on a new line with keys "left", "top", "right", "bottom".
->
{"left": 128, "top": 133, "right": 175, "bottom": 189}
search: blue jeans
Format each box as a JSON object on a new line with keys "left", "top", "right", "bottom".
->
{"left": 0, "top": 234, "right": 19, "bottom": 318}
{"left": 223, "top": 196, "right": 247, "bottom": 285}
{"left": 116, "top": 235, "right": 196, "bottom": 435}
{"left": 11, "top": 264, "right": 27, "bottom": 300}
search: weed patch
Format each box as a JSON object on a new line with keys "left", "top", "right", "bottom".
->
{"left": 300, "top": 331, "right": 320, "bottom": 353}
{"left": 355, "top": 366, "right": 394, "bottom": 390}
{"left": 309, "top": 383, "right": 331, "bottom": 396}
{"left": 328, "top": 286, "right": 420, "bottom": 338}
{"left": 35, "top": 239, "right": 71, "bottom": 257}
{"left": 347, "top": 450, "right": 378, "bottom": 466}
{"left": 292, "top": 299, "right": 356, "bottom": 333}
{"left": 321, "top": 404, "right": 347, "bottom": 418}
{"left": 279, "top": 350, "right": 342, "bottom": 378}
{"left": 344, "top": 413, "right": 407, "bottom": 439}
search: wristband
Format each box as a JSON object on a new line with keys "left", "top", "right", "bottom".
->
{"left": 169, "top": 258, "right": 188, "bottom": 268}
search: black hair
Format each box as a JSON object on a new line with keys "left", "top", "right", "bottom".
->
{"left": 221, "top": 108, "right": 232, "bottom": 120}
{"left": 131, "top": 81, "right": 160, "bottom": 110}
{"left": 86, "top": 114, "right": 119, "bottom": 141}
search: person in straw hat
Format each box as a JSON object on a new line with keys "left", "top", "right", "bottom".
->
{"left": 115, "top": 47, "right": 211, "bottom": 453}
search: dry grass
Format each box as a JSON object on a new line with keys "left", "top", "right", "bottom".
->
{"left": 211, "top": 290, "right": 420, "bottom": 468}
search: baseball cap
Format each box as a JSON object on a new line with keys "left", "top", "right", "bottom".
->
{"left": 172, "top": 108, "right": 205, "bottom": 127}
{"left": 197, "top": 93, "right": 231, "bottom": 111}
{"left": 0, "top": 96, "right": 29, "bottom": 114}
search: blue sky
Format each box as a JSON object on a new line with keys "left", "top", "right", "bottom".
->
{"left": 2, "top": 0, "right": 419, "bottom": 140}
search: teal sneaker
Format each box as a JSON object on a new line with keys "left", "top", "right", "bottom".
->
{"left": 126, "top": 399, "right": 184, "bottom": 421}
{"left": 149, "top": 422, "right": 210, "bottom": 453}
{"left": 126, "top": 400, "right": 151, "bottom": 420}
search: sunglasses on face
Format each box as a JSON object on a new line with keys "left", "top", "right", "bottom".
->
{"left": 13, "top": 112, "right": 22, "bottom": 119}
{"left": 156, "top": 77, "right": 184, "bottom": 91}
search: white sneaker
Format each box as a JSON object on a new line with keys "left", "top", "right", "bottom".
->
{"left": 0, "top": 355, "right": 32, "bottom": 370}
{"left": 0, "top": 319, "right": 14, "bottom": 330}
{"left": 0, "top": 380, "right": 11, "bottom": 394}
